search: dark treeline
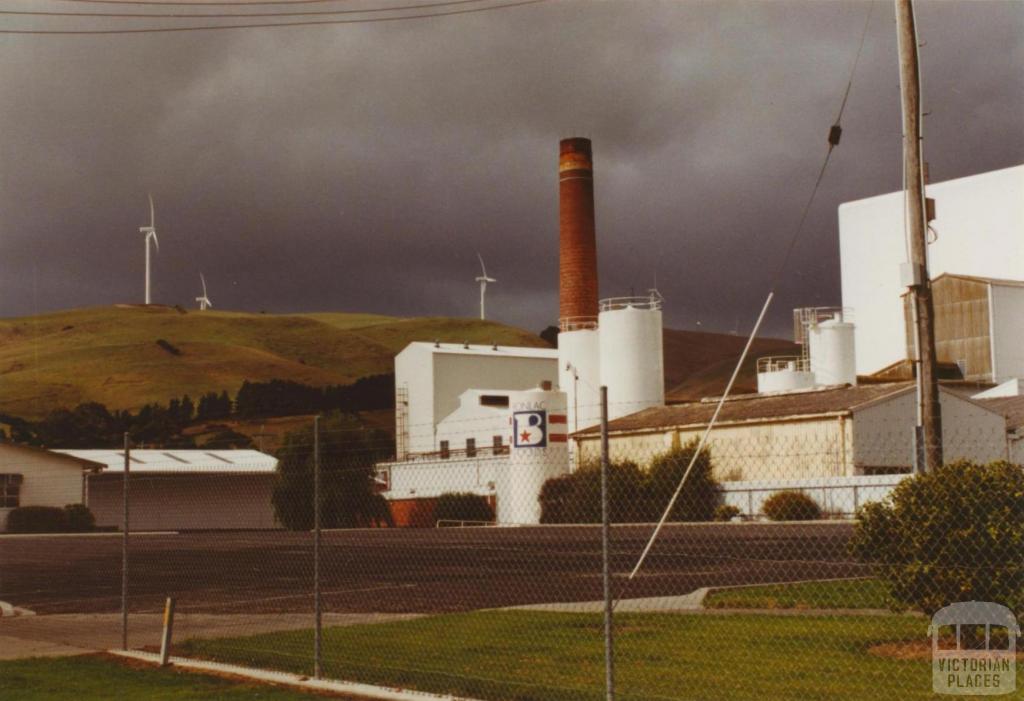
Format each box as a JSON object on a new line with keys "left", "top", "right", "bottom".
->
{"left": 234, "top": 375, "right": 394, "bottom": 418}
{"left": 0, "top": 373, "right": 394, "bottom": 449}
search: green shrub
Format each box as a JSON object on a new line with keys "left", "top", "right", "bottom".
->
{"left": 762, "top": 491, "right": 822, "bottom": 521}
{"left": 646, "top": 441, "right": 721, "bottom": 522}
{"left": 6, "top": 506, "right": 67, "bottom": 533}
{"left": 434, "top": 492, "right": 494, "bottom": 524}
{"left": 849, "top": 460, "right": 1024, "bottom": 617}
{"left": 714, "top": 504, "right": 742, "bottom": 522}
{"left": 63, "top": 504, "right": 96, "bottom": 533}
{"left": 539, "top": 460, "right": 647, "bottom": 524}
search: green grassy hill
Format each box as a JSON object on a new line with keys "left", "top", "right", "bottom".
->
{"left": 0, "top": 305, "right": 549, "bottom": 420}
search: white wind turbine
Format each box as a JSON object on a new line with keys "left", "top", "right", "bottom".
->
{"left": 140, "top": 194, "right": 159, "bottom": 304}
{"left": 196, "top": 273, "right": 213, "bottom": 311}
{"left": 475, "top": 253, "right": 496, "bottom": 320}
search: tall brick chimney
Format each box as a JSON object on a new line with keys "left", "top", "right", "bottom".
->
{"left": 559, "top": 137, "right": 598, "bottom": 326}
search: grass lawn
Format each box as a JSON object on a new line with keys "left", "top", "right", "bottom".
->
{"left": 704, "top": 578, "right": 895, "bottom": 611}
{"left": 176, "top": 610, "right": 963, "bottom": 701}
{"left": 0, "top": 654, "right": 332, "bottom": 701}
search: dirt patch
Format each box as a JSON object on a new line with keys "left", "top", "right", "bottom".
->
{"left": 869, "top": 639, "right": 1024, "bottom": 661}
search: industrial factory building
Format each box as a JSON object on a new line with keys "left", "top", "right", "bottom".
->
{"left": 839, "top": 164, "right": 1024, "bottom": 377}
{"left": 572, "top": 382, "right": 1008, "bottom": 481}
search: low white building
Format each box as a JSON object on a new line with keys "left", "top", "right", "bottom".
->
{"left": 573, "top": 382, "right": 1009, "bottom": 481}
{"left": 395, "top": 342, "right": 558, "bottom": 459}
{"left": 0, "top": 444, "right": 102, "bottom": 531}
{"left": 54, "top": 449, "right": 280, "bottom": 531}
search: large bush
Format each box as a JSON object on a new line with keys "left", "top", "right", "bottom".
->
{"left": 434, "top": 492, "right": 494, "bottom": 524}
{"left": 6, "top": 504, "right": 96, "bottom": 533}
{"left": 540, "top": 441, "right": 720, "bottom": 524}
{"left": 849, "top": 460, "right": 1024, "bottom": 617}
{"left": 762, "top": 491, "right": 822, "bottom": 521}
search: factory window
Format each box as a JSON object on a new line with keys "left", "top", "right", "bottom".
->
{"left": 493, "top": 436, "right": 507, "bottom": 455}
{"left": 479, "top": 395, "right": 509, "bottom": 408}
{"left": 0, "top": 474, "right": 23, "bottom": 508}
{"left": 466, "top": 438, "right": 477, "bottom": 458}
{"left": 439, "top": 441, "right": 450, "bottom": 459}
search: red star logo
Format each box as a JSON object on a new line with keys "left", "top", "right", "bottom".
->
{"left": 520, "top": 430, "right": 532, "bottom": 443}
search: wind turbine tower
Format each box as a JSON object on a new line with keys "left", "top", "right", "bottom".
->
{"left": 140, "top": 194, "right": 159, "bottom": 304}
{"left": 196, "top": 273, "right": 213, "bottom": 311}
{"left": 475, "top": 253, "right": 496, "bottom": 320}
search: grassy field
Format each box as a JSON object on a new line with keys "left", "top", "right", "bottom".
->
{"left": 0, "top": 305, "right": 549, "bottom": 419}
{"left": 704, "top": 578, "right": 895, "bottom": 611}
{"left": 0, "top": 654, "right": 332, "bottom": 701}
{"left": 177, "top": 610, "right": 953, "bottom": 701}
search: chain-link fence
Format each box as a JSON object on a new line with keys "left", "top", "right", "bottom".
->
{"left": 2, "top": 393, "right": 1022, "bottom": 700}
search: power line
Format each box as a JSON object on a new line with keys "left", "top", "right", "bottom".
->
{"left": 0, "top": 0, "right": 491, "bottom": 19}
{"left": 0, "top": 0, "right": 548, "bottom": 33}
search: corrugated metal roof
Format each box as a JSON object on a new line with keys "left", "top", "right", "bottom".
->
{"left": 52, "top": 449, "right": 278, "bottom": 474}
{"left": 977, "top": 396, "right": 1024, "bottom": 430}
{"left": 404, "top": 342, "right": 557, "bottom": 359}
{"left": 576, "top": 382, "right": 918, "bottom": 436}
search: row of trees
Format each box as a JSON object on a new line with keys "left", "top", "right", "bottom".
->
{"left": 234, "top": 375, "right": 394, "bottom": 418}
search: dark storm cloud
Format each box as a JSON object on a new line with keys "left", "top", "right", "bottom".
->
{"left": 1, "top": 0, "right": 1021, "bottom": 337}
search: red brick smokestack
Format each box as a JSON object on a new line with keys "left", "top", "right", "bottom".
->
{"left": 559, "top": 137, "right": 598, "bottom": 325}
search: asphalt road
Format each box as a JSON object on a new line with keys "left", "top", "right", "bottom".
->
{"left": 0, "top": 522, "right": 862, "bottom": 616}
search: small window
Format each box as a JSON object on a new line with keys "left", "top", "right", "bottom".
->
{"left": 492, "top": 435, "right": 507, "bottom": 455}
{"left": 466, "top": 438, "right": 477, "bottom": 458}
{"left": 162, "top": 452, "right": 190, "bottom": 463}
{"left": 439, "top": 440, "right": 450, "bottom": 459}
{"left": 479, "top": 395, "right": 509, "bottom": 408}
{"left": 205, "top": 452, "right": 233, "bottom": 464}
{"left": 0, "top": 474, "right": 22, "bottom": 508}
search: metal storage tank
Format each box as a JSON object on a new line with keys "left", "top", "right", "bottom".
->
{"left": 558, "top": 326, "right": 602, "bottom": 435}
{"left": 809, "top": 312, "right": 857, "bottom": 386}
{"left": 598, "top": 294, "right": 665, "bottom": 421}
{"left": 756, "top": 357, "right": 817, "bottom": 393}
{"left": 496, "top": 386, "right": 569, "bottom": 525}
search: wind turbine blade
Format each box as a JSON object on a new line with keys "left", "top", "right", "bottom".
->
{"left": 476, "top": 252, "right": 487, "bottom": 278}
{"left": 148, "top": 193, "right": 155, "bottom": 229}
{"left": 151, "top": 232, "right": 159, "bottom": 253}
{"left": 200, "top": 273, "right": 207, "bottom": 297}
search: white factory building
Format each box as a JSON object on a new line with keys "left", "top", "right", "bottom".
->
{"left": 839, "top": 164, "right": 1024, "bottom": 378}
{"left": 0, "top": 444, "right": 279, "bottom": 532}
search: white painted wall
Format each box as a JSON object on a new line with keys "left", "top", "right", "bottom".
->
{"left": 721, "top": 474, "right": 908, "bottom": 518}
{"left": 851, "top": 388, "right": 1007, "bottom": 471}
{"left": 434, "top": 389, "right": 511, "bottom": 455}
{"left": 0, "top": 446, "right": 88, "bottom": 531}
{"left": 378, "top": 455, "right": 504, "bottom": 500}
{"left": 839, "top": 165, "right": 1024, "bottom": 375}
{"left": 87, "top": 473, "right": 278, "bottom": 530}
{"left": 396, "top": 343, "right": 557, "bottom": 455}
{"left": 991, "top": 284, "right": 1024, "bottom": 383}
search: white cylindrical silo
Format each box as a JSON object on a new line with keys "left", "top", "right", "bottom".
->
{"left": 598, "top": 297, "right": 665, "bottom": 421}
{"left": 558, "top": 327, "right": 602, "bottom": 434}
{"left": 497, "top": 387, "right": 570, "bottom": 525}
{"left": 756, "top": 359, "right": 817, "bottom": 394}
{"left": 809, "top": 314, "right": 857, "bottom": 386}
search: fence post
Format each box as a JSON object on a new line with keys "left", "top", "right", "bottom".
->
{"left": 121, "top": 432, "right": 130, "bottom": 651}
{"left": 313, "top": 415, "right": 322, "bottom": 680}
{"left": 600, "top": 386, "right": 615, "bottom": 701}
{"left": 159, "top": 597, "right": 176, "bottom": 666}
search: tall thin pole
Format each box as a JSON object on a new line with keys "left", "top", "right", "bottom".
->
{"left": 599, "top": 386, "right": 615, "bottom": 701}
{"left": 313, "top": 415, "right": 322, "bottom": 679}
{"left": 895, "top": 0, "right": 943, "bottom": 472}
{"left": 479, "top": 282, "right": 486, "bottom": 320}
{"left": 121, "top": 432, "right": 130, "bottom": 650}
{"left": 144, "top": 240, "right": 151, "bottom": 305}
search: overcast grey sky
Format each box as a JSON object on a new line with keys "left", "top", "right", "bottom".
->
{"left": 1, "top": 0, "right": 1021, "bottom": 337}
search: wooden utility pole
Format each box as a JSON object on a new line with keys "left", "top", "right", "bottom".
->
{"left": 895, "top": 0, "right": 943, "bottom": 472}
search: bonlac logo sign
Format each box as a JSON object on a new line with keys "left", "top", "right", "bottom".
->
{"left": 930, "top": 601, "right": 1020, "bottom": 695}
{"left": 513, "top": 410, "right": 547, "bottom": 448}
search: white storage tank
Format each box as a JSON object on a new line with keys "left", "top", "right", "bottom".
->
{"left": 558, "top": 326, "right": 602, "bottom": 434}
{"left": 496, "top": 385, "right": 569, "bottom": 525}
{"left": 756, "top": 357, "right": 817, "bottom": 394}
{"left": 598, "top": 295, "right": 665, "bottom": 421}
{"left": 809, "top": 312, "right": 857, "bottom": 386}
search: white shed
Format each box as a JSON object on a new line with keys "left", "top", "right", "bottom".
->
{"left": 55, "top": 449, "right": 280, "bottom": 531}
{"left": 0, "top": 443, "right": 103, "bottom": 531}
